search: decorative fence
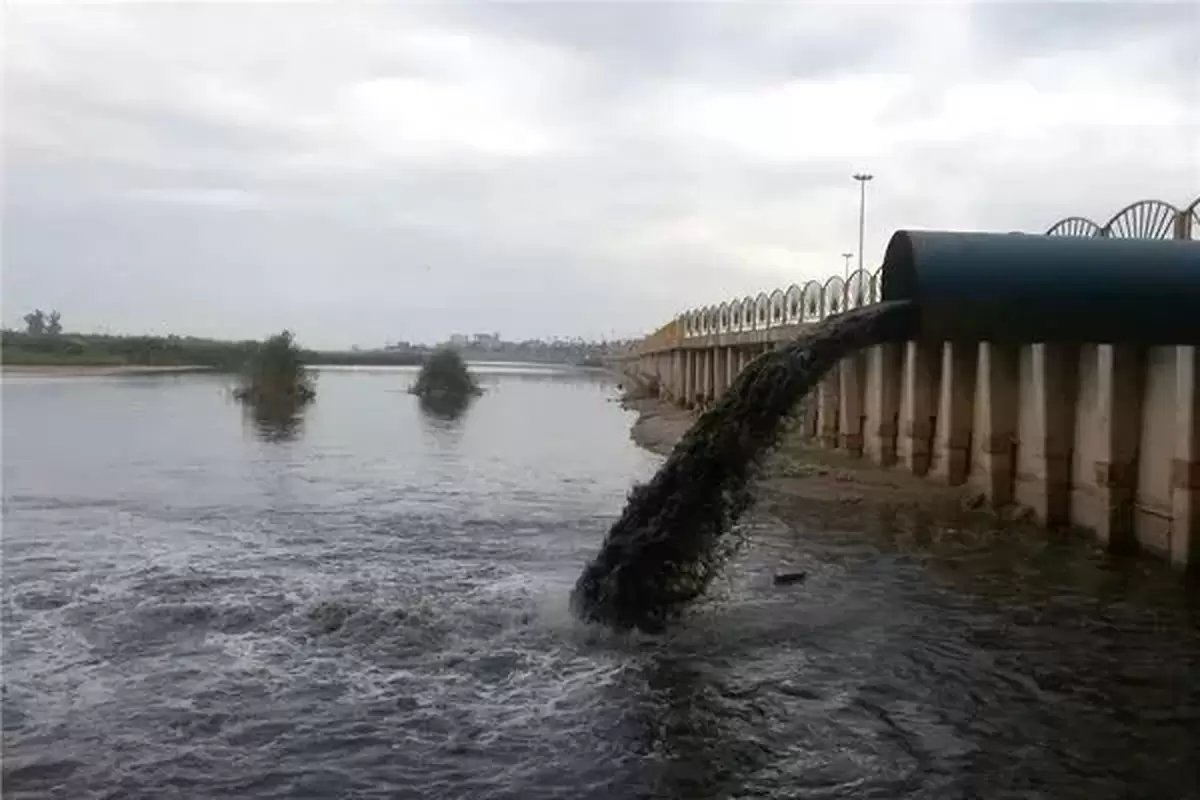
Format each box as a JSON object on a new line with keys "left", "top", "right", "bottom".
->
{"left": 638, "top": 196, "right": 1199, "bottom": 350}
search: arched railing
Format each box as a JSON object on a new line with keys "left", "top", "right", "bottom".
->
{"left": 640, "top": 194, "right": 1197, "bottom": 348}
{"left": 769, "top": 289, "right": 786, "bottom": 326}
{"left": 1103, "top": 199, "right": 1179, "bottom": 239}
{"left": 801, "top": 280, "right": 822, "bottom": 322}
{"left": 845, "top": 269, "right": 872, "bottom": 310}
{"left": 784, "top": 284, "right": 802, "bottom": 323}
{"left": 1046, "top": 216, "right": 1102, "bottom": 237}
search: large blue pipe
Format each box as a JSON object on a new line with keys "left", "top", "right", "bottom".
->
{"left": 879, "top": 230, "right": 1200, "bottom": 345}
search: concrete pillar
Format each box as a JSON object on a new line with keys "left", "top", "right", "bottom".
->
{"left": 712, "top": 348, "right": 722, "bottom": 397}
{"left": 932, "top": 342, "right": 978, "bottom": 486}
{"left": 838, "top": 354, "right": 865, "bottom": 455}
{"left": 713, "top": 347, "right": 727, "bottom": 398}
{"left": 866, "top": 343, "right": 902, "bottom": 466}
{"left": 692, "top": 349, "right": 701, "bottom": 405}
{"left": 972, "top": 343, "right": 1019, "bottom": 506}
{"left": 901, "top": 340, "right": 940, "bottom": 476}
{"left": 1017, "top": 344, "right": 1079, "bottom": 525}
{"left": 685, "top": 350, "right": 697, "bottom": 408}
{"left": 670, "top": 349, "right": 683, "bottom": 403}
{"left": 678, "top": 349, "right": 687, "bottom": 403}
{"left": 803, "top": 396, "right": 819, "bottom": 439}
{"left": 1171, "top": 346, "right": 1200, "bottom": 571}
{"left": 686, "top": 347, "right": 696, "bottom": 407}
{"left": 702, "top": 348, "right": 714, "bottom": 406}
{"left": 817, "top": 372, "right": 840, "bottom": 448}
{"left": 724, "top": 347, "right": 734, "bottom": 396}
{"left": 1093, "top": 345, "right": 1144, "bottom": 552}
{"left": 679, "top": 349, "right": 687, "bottom": 402}
{"left": 709, "top": 348, "right": 720, "bottom": 398}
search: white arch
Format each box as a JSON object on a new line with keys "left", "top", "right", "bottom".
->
{"left": 784, "top": 284, "right": 802, "bottom": 323}
{"left": 823, "top": 276, "right": 846, "bottom": 316}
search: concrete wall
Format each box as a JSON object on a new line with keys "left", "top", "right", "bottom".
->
{"left": 627, "top": 336, "right": 1200, "bottom": 572}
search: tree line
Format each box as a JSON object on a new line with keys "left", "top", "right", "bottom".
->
{"left": 22, "top": 309, "right": 63, "bottom": 336}
{"left": 2, "top": 310, "right": 426, "bottom": 369}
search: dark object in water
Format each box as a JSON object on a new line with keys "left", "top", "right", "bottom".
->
{"left": 234, "top": 330, "right": 316, "bottom": 406}
{"left": 411, "top": 348, "right": 482, "bottom": 403}
{"left": 773, "top": 571, "right": 808, "bottom": 586}
{"left": 571, "top": 301, "right": 916, "bottom": 631}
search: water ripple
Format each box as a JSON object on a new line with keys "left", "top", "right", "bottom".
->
{"left": 4, "top": 369, "right": 1199, "bottom": 799}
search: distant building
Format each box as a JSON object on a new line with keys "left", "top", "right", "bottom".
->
{"left": 449, "top": 334, "right": 468, "bottom": 347}
{"left": 471, "top": 332, "right": 501, "bottom": 350}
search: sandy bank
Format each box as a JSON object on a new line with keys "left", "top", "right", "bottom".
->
{"left": 623, "top": 396, "right": 695, "bottom": 457}
{"left": 1, "top": 365, "right": 213, "bottom": 377}
{"left": 622, "top": 393, "right": 969, "bottom": 516}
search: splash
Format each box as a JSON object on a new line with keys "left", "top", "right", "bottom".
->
{"left": 571, "top": 301, "right": 916, "bottom": 631}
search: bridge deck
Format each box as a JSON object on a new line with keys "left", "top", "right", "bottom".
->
{"left": 636, "top": 322, "right": 815, "bottom": 355}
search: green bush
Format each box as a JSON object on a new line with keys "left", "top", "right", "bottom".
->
{"left": 233, "top": 331, "right": 316, "bottom": 404}
{"left": 410, "top": 347, "right": 481, "bottom": 403}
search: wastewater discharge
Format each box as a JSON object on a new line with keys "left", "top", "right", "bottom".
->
{"left": 571, "top": 301, "right": 916, "bottom": 631}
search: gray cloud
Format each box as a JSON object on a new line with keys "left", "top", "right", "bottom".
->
{"left": 971, "top": 2, "right": 1199, "bottom": 61}
{"left": 437, "top": 3, "right": 908, "bottom": 86}
{"left": 4, "top": 2, "right": 1198, "bottom": 348}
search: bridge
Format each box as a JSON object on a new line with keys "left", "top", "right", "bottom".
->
{"left": 624, "top": 195, "right": 1200, "bottom": 573}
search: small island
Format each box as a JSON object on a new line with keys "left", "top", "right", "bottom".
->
{"left": 410, "top": 347, "right": 481, "bottom": 416}
{"left": 233, "top": 330, "right": 316, "bottom": 406}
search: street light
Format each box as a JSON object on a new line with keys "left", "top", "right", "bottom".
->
{"left": 852, "top": 173, "right": 874, "bottom": 273}
{"left": 841, "top": 252, "right": 853, "bottom": 282}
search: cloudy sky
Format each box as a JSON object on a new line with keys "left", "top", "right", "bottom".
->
{"left": 5, "top": 1, "right": 1198, "bottom": 348}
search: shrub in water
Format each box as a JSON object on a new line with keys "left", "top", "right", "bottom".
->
{"left": 411, "top": 347, "right": 481, "bottom": 410}
{"left": 233, "top": 330, "right": 316, "bottom": 405}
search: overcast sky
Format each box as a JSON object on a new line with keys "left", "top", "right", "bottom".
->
{"left": 5, "top": 2, "right": 1198, "bottom": 348}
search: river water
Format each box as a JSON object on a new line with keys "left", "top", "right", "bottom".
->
{"left": 3, "top": 365, "right": 1198, "bottom": 799}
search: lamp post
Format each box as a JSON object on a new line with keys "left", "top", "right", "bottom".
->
{"left": 842, "top": 252, "right": 853, "bottom": 282}
{"left": 852, "top": 173, "right": 874, "bottom": 273}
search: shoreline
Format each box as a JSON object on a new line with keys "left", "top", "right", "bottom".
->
{"left": 621, "top": 392, "right": 973, "bottom": 516}
{"left": 623, "top": 395, "right": 695, "bottom": 457}
{"left": 1, "top": 364, "right": 214, "bottom": 377}
{"left": 617, "top": 394, "right": 1199, "bottom": 581}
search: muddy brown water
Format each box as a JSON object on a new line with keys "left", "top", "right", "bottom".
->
{"left": 4, "top": 361, "right": 1199, "bottom": 799}
{"left": 572, "top": 302, "right": 918, "bottom": 630}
